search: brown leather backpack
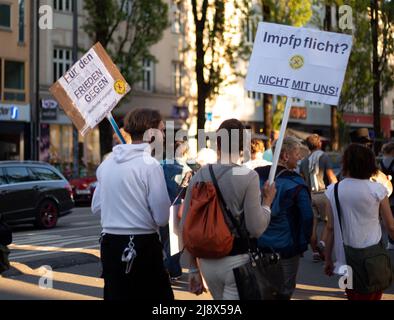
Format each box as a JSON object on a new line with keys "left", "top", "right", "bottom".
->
{"left": 182, "top": 166, "right": 234, "bottom": 258}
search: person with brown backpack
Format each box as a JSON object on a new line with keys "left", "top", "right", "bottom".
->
{"left": 180, "top": 119, "right": 276, "bottom": 300}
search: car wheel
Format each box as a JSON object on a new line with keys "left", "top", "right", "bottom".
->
{"left": 35, "top": 200, "right": 59, "bottom": 229}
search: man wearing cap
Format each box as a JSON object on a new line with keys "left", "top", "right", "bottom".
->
{"left": 350, "top": 128, "right": 373, "bottom": 147}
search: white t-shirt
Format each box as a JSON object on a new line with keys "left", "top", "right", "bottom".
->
{"left": 244, "top": 159, "right": 272, "bottom": 170}
{"left": 326, "top": 178, "right": 387, "bottom": 248}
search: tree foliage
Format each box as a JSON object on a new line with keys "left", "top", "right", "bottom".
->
{"left": 83, "top": 0, "right": 169, "bottom": 158}
{"left": 191, "top": 0, "right": 243, "bottom": 130}
{"left": 84, "top": 0, "right": 169, "bottom": 86}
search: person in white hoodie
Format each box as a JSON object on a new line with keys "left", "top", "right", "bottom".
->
{"left": 91, "top": 108, "right": 173, "bottom": 300}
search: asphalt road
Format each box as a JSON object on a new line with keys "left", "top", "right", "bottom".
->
{"left": 0, "top": 206, "right": 393, "bottom": 300}
{"left": 6, "top": 205, "right": 102, "bottom": 272}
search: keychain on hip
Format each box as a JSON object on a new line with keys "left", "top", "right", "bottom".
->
{"left": 121, "top": 236, "right": 137, "bottom": 274}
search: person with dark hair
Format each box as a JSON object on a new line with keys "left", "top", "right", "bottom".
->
{"left": 380, "top": 142, "right": 394, "bottom": 250}
{"left": 324, "top": 144, "right": 394, "bottom": 300}
{"left": 256, "top": 136, "right": 313, "bottom": 300}
{"left": 300, "top": 134, "right": 337, "bottom": 262}
{"left": 180, "top": 119, "right": 276, "bottom": 300}
{"left": 349, "top": 128, "right": 393, "bottom": 197}
{"left": 92, "top": 108, "right": 174, "bottom": 300}
{"left": 160, "top": 140, "right": 193, "bottom": 280}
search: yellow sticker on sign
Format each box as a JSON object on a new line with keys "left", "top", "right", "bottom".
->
{"left": 114, "top": 80, "right": 126, "bottom": 95}
{"left": 289, "top": 55, "right": 304, "bottom": 70}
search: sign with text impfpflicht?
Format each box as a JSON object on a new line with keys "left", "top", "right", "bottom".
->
{"left": 245, "top": 22, "right": 353, "bottom": 106}
{"left": 50, "top": 43, "right": 130, "bottom": 135}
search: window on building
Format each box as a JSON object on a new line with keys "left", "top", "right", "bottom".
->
{"left": 247, "top": 91, "right": 262, "bottom": 101}
{"left": 54, "top": 0, "right": 73, "bottom": 12}
{"left": 172, "top": 62, "right": 183, "bottom": 96}
{"left": 171, "top": 1, "right": 182, "bottom": 34}
{"left": 18, "top": 0, "right": 25, "bottom": 43}
{"left": 142, "top": 59, "right": 154, "bottom": 92}
{"left": 0, "top": 3, "right": 11, "bottom": 28}
{"left": 3, "top": 61, "right": 25, "bottom": 102}
{"left": 53, "top": 48, "right": 72, "bottom": 82}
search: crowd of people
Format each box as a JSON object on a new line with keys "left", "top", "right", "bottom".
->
{"left": 91, "top": 108, "right": 394, "bottom": 301}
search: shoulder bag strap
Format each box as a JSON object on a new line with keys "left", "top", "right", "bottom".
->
{"left": 334, "top": 182, "right": 344, "bottom": 235}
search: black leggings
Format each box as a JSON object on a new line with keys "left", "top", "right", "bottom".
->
{"left": 100, "top": 233, "right": 174, "bottom": 300}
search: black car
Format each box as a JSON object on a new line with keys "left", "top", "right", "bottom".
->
{"left": 0, "top": 161, "right": 74, "bottom": 229}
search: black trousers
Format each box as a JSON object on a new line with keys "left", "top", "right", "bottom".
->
{"left": 100, "top": 233, "right": 174, "bottom": 300}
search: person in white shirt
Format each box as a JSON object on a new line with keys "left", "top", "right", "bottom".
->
{"left": 324, "top": 143, "right": 394, "bottom": 300}
{"left": 244, "top": 138, "right": 272, "bottom": 170}
{"left": 92, "top": 108, "right": 173, "bottom": 300}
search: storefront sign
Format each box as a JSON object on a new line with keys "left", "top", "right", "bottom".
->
{"left": 245, "top": 22, "right": 353, "bottom": 106}
{"left": 41, "top": 99, "right": 58, "bottom": 121}
{"left": 0, "top": 104, "right": 30, "bottom": 122}
{"left": 50, "top": 42, "right": 131, "bottom": 136}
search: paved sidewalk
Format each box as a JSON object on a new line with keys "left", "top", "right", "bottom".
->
{"left": 1, "top": 249, "right": 393, "bottom": 300}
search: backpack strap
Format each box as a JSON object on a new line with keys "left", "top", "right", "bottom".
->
{"left": 208, "top": 165, "right": 248, "bottom": 240}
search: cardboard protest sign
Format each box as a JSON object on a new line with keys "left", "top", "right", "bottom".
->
{"left": 50, "top": 43, "right": 130, "bottom": 135}
{"left": 245, "top": 22, "right": 353, "bottom": 106}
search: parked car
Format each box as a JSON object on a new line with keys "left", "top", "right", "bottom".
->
{"left": 0, "top": 161, "right": 74, "bottom": 229}
{"left": 69, "top": 177, "right": 97, "bottom": 205}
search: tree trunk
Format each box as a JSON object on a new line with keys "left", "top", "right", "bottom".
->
{"left": 331, "top": 106, "right": 339, "bottom": 151}
{"left": 195, "top": 4, "right": 208, "bottom": 130}
{"left": 263, "top": 94, "right": 273, "bottom": 148}
{"left": 371, "top": 0, "right": 382, "bottom": 153}
{"left": 261, "top": 3, "right": 273, "bottom": 148}
{"left": 325, "top": 5, "right": 339, "bottom": 151}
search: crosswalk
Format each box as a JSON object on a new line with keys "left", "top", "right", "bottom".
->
{"left": 9, "top": 227, "right": 101, "bottom": 261}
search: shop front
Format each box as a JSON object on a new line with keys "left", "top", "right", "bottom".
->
{"left": 39, "top": 98, "right": 101, "bottom": 178}
{"left": 0, "top": 103, "right": 31, "bottom": 160}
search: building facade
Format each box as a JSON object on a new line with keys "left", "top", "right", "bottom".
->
{"left": 0, "top": 0, "right": 31, "bottom": 160}
{"left": 37, "top": 0, "right": 185, "bottom": 176}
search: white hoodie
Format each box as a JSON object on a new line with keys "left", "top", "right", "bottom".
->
{"left": 92, "top": 143, "right": 171, "bottom": 235}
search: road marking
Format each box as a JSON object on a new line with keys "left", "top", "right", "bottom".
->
{"left": 13, "top": 234, "right": 82, "bottom": 245}
{"left": 13, "top": 225, "right": 101, "bottom": 238}
{"left": 9, "top": 244, "right": 100, "bottom": 260}
{"left": 10, "top": 238, "right": 100, "bottom": 258}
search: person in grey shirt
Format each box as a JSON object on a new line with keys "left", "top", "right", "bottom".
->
{"left": 180, "top": 119, "right": 276, "bottom": 300}
{"left": 300, "top": 134, "right": 337, "bottom": 262}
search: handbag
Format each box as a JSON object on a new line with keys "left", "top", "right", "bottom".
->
{"left": 209, "top": 166, "right": 284, "bottom": 300}
{"left": 0, "top": 214, "right": 12, "bottom": 246}
{"left": 334, "top": 183, "right": 393, "bottom": 294}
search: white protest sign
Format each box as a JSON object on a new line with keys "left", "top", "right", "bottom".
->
{"left": 50, "top": 43, "right": 130, "bottom": 136}
{"left": 245, "top": 22, "right": 353, "bottom": 106}
{"left": 169, "top": 204, "right": 183, "bottom": 256}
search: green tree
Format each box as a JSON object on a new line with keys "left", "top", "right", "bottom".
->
{"left": 335, "top": 0, "right": 393, "bottom": 151}
{"left": 370, "top": 0, "right": 394, "bottom": 151}
{"left": 240, "top": 0, "right": 312, "bottom": 147}
{"left": 191, "top": 0, "right": 242, "bottom": 131}
{"left": 83, "top": 0, "right": 169, "bottom": 159}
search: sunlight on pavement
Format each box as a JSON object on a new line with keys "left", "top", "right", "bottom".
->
{"left": 9, "top": 244, "right": 100, "bottom": 258}
{"left": 0, "top": 277, "right": 99, "bottom": 300}
{"left": 10, "top": 262, "right": 103, "bottom": 289}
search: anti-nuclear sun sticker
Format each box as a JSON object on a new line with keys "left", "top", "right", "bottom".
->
{"left": 289, "top": 55, "right": 304, "bottom": 70}
{"left": 114, "top": 80, "right": 126, "bottom": 95}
